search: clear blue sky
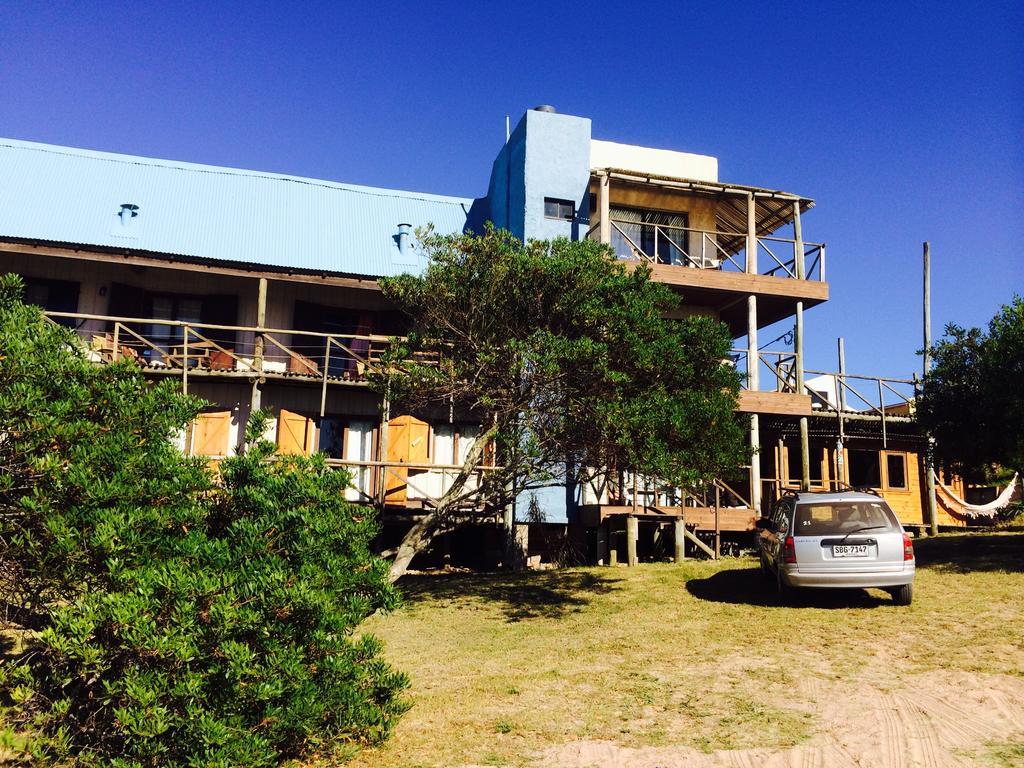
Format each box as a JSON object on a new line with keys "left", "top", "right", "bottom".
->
{"left": 2, "top": 1, "right": 1021, "bottom": 380}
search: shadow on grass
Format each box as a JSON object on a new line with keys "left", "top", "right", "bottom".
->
{"left": 686, "top": 567, "right": 892, "bottom": 609}
{"left": 399, "top": 570, "right": 622, "bottom": 622}
{"left": 914, "top": 533, "right": 1024, "bottom": 573}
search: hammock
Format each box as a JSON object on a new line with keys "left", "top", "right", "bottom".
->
{"left": 933, "top": 472, "right": 1020, "bottom": 517}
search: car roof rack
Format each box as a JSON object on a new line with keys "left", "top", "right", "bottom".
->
{"left": 834, "top": 483, "right": 883, "bottom": 497}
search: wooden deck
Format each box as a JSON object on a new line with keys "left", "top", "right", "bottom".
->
{"left": 575, "top": 504, "right": 756, "bottom": 532}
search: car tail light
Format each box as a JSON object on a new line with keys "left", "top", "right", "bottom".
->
{"left": 903, "top": 533, "right": 914, "bottom": 561}
{"left": 783, "top": 536, "right": 797, "bottom": 564}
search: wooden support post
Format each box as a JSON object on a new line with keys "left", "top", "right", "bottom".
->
{"left": 377, "top": 389, "right": 391, "bottom": 506}
{"left": 923, "top": 242, "right": 939, "bottom": 536}
{"left": 793, "top": 201, "right": 805, "bottom": 280}
{"left": 746, "top": 193, "right": 757, "bottom": 274}
{"left": 320, "top": 338, "right": 331, "bottom": 418}
{"left": 837, "top": 337, "right": 847, "bottom": 416}
{"left": 792, "top": 201, "right": 810, "bottom": 490}
{"left": 713, "top": 484, "right": 721, "bottom": 560}
{"left": 674, "top": 517, "right": 685, "bottom": 563}
{"left": 748, "top": 294, "right": 762, "bottom": 516}
{"left": 250, "top": 277, "right": 268, "bottom": 414}
{"left": 182, "top": 325, "right": 189, "bottom": 396}
{"left": 878, "top": 378, "right": 887, "bottom": 448}
{"left": 599, "top": 173, "right": 611, "bottom": 245}
{"left": 795, "top": 300, "right": 810, "bottom": 491}
{"left": 112, "top": 322, "right": 121, "bottom": 362}
{"left": 626, "top": 514, "right": 638, "bottom": 567}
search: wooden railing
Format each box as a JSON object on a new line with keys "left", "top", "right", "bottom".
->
{"left": 589, "top": 219, "right": 826, "bottom": 281}
{"left": 323, "top": 458, "right": 501, "bottom": 511}
{"left": 44, "top": 311, "right": 418, "bottom": 415}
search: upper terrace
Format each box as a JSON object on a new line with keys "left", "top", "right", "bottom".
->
{"left": 586, "top": 139, "right": 828, "bottom": 331}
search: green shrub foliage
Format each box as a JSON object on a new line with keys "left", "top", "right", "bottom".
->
{"left": 0, "top": 274, "right": 407, "bottom": 766}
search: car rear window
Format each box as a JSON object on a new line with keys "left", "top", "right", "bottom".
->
{"left": 793, "top": 501, "right": 899, "bottom": 536}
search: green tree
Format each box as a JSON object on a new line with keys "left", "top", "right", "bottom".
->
{"left": 375, "top": 227, "right": 748, "bottom": 579}
{"left": 918, "top": 296, "right": 1024, "bottom": 479}
{"left": 0, "top": 275, "right": 407, "bottom": 766}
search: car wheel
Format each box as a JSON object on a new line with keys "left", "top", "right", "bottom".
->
{"left": 890, "top": 584, "right": 913, "bottom": 606}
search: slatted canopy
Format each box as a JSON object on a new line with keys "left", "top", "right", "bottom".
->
{"left": 597, "top": 168, "right": 815, "bottom": 255}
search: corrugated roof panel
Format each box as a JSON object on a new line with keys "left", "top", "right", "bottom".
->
{"left": 0, "top": 138, "right": 473, "bottom": 278}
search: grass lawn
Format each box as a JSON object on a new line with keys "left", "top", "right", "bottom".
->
{"left": 350, "top": 532, "right": 1024, "bottom": 768}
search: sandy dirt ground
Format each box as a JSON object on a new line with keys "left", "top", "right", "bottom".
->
{"left": 517, "top": 670, "right": 1024, "bottom": 768}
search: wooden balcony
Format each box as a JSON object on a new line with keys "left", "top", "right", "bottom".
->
{"left": 588, "top": 219, "right": 828, "bottom": 331}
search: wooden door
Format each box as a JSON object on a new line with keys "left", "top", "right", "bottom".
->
{"left": 278, "top": 409, "right": 315, "bottom": 455}
{"left": 190, "top": 410, "right": 232, "bottom": 458}
{"left": 384, "top": 414, "right": 429, "bottom": 503}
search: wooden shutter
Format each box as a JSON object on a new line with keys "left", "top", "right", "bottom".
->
{"left": 277, "top": 409, "right": 315, "bottom": 455}
{"left": 384, "top": 415, "right": 429, "bottom": 503}
{"left": 190, "top": 410, "right": 232, "bottom": 457}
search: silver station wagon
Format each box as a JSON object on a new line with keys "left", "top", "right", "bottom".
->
{"left": 756, "top": 490, "right": 915, "bottom": 605}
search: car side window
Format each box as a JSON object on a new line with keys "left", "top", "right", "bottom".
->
{"left": 775, "top": 501, "right": 793, "bottom": 534}
{"left": 770, "top": 500, "right": 788, "bottom": 532}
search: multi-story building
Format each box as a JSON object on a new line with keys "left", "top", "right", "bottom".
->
{"left": 0, "top": 106, "right": 953, "bottom": 567}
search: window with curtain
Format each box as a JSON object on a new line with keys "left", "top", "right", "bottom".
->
{"left": 609, "top": 207, "right": 689, "bottom": 265}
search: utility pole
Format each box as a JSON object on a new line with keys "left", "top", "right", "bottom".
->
{"left": 923, "top": 242, "right": 939, "bottom": 536}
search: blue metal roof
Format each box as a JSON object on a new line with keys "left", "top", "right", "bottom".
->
{"left": 0, "top": 138, "right": 474, "bottom": 278}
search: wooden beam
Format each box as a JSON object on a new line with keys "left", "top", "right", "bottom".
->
{"left": 683, "top": 527, "right": 716, "bottom": 559}
{"left": 641, "top": 263, "right": 830, "bottom": 302}
{"left": 736, "top": 390, "right": 813, "bottom": 416}
{"left": 0, "top": 239, "right": 382, "bottom": 292}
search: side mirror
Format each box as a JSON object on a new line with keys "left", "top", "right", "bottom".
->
{"left": 754, "top": 517, "right": 773, "bottom": 531}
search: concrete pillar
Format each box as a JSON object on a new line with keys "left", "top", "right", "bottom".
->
{"left": 513, "top": 523, "right": 529, "bottom": 571}
{"left": 595, "top": 523, "right": 608, "bottom": 566}
{"left": 673, "top": 518, "right": 686, "bottom": 563}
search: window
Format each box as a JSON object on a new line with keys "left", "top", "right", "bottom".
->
{"left": 785, "top": 441, "right": 823, "bottom": 485}
{"left": 23, "top": 277, "right": 80, "bottom": 326}
{"left": 106, "top": 284, "right": 237, "bottom": 360}
{"left": 794, "top": 501, "right": 899, "bottom": 536}
{"left": 848, "top": 449, "right": 881, "bottom": 488}
{"left": 886, "top": 453, "right": 908, "bottom": 489}
{"left": 544, "top": 197, "right": 575, "bottom": 221}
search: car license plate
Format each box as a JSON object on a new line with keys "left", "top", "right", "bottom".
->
{"left": 833, "top": 544, "right": 869, "bottom": 557}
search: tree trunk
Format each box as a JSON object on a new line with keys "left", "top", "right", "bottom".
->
{"left": 388, "top": 509, "right": 440, "bottom": 582}
{"left": 386, "top": 423, "right": 501, "bottom": 583}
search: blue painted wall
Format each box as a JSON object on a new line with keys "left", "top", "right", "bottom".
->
{"left": 520, "top": 109, "right": 591, "bottom": 243}
{"left": 483, "top": 108, "right": 591, "bottom": 245}
{"left": 485, "top": 109, "right": 593, "bottom": 524}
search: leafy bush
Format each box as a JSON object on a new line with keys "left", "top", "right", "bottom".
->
{"left": 0, "top": 274, "right": 407, "bottom": 766}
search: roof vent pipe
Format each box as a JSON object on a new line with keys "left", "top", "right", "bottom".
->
{"left": 397, "top": 223, "right": 412, "bottom": 256}
{"left": 533, "top": 104, "right": 556, "bottom": 113}
{"left": 119, "top": 203, "right": 139, "bottom": 226}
